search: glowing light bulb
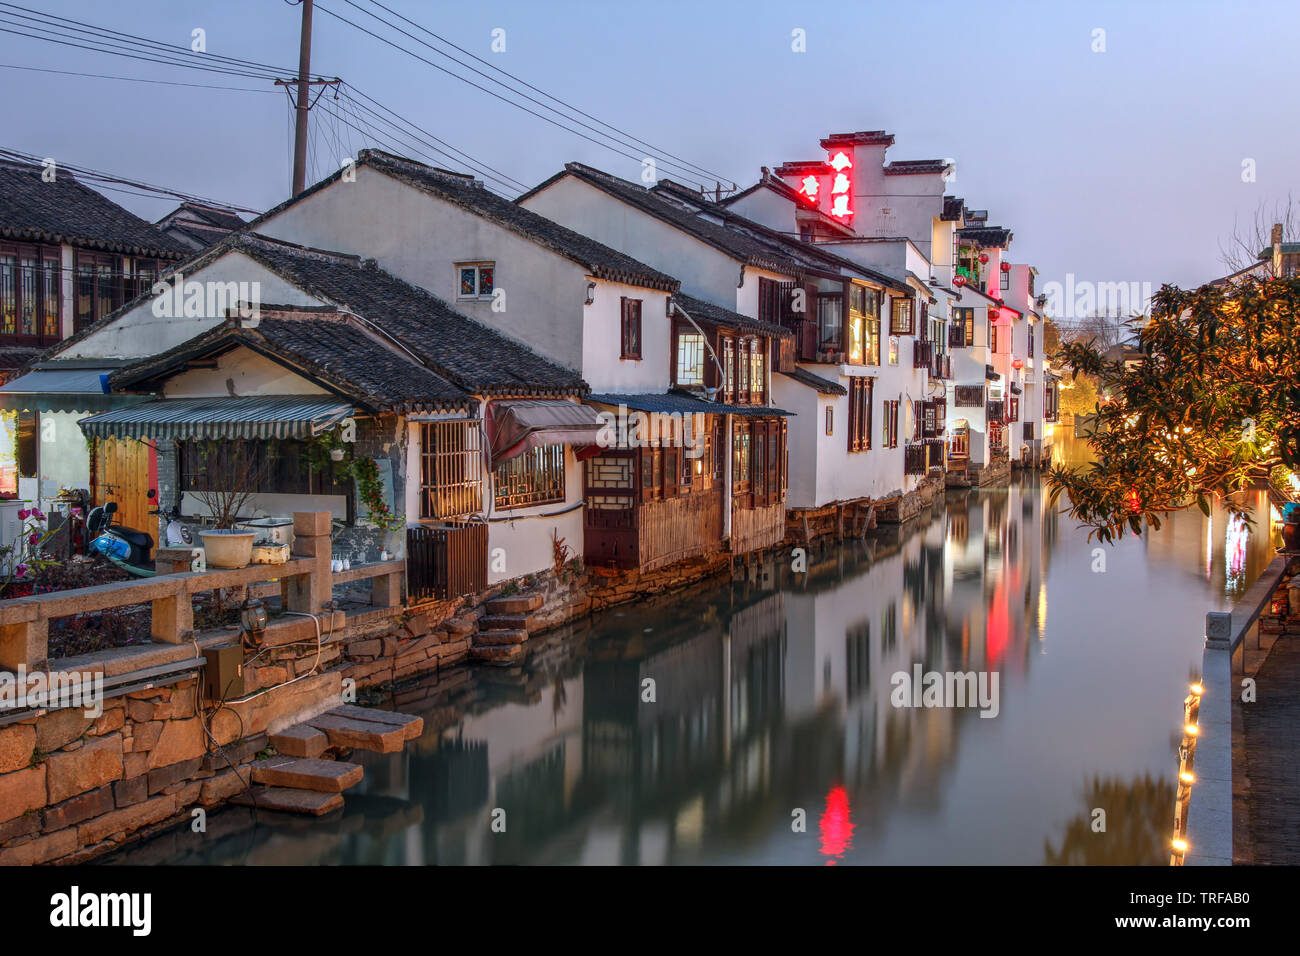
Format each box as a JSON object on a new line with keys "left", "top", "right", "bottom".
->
{"left": 1179, "top": 771, "right": 1195, "bottom": 785}
{"left": 1189, "top": 683, "right": 1204, "bottom": 696}
{"left": 1172, "top": 838, "right": 1189, "bottom": 853}
{"left": 1185, "top": 723, "right": 1199, "bottom": 736}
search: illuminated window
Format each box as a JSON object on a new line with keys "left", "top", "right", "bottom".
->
{"left": 494, "top": 444, "right": 565, "bottom": 509}
{"left": 676, "top": 331, "right": 704, "bottom": 386}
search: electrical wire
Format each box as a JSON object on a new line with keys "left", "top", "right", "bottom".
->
{"left": 314, "top": 0, "right": 716, "bottom": 191}
{"left": 357, "top": 0, "right": 734, "bottom": 187}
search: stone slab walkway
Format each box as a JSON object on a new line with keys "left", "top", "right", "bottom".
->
{"left": 1239, "top": 631, "right": 1300, "bottom": 864}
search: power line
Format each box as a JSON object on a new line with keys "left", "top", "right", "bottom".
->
{"left": 0, "top": 61, "right": 277, "bottom": 92}
{"left": 0, "top": 145, "right": 260, "bottom": 214}
{"left": 313, "top": 0, "right": 716, "bottom": 191}
{"left": 357, "top": 0, "right": 735, "bottom": 187}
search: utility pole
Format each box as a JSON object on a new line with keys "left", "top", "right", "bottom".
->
{"left": 275, "top": 1, "right": 338, "bottom": 196}
{"left": 291, "top": 0, "right": 313, "bottom": 196}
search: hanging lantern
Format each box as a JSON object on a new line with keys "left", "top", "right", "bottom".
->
{"left": 1000, "top": 262, "right": 1011, "bottom": 273}
{"left": 979, "top": 253, "right": 990, "bottom": 264}
{"left": 1012, "top": 358, "right": 1024, "bottom": 370}
{"left": 953, "top": 275, "right": 967, "bottom": 287}
{"left": 1127, "top": 488, "right": 1141, "bottom": 514}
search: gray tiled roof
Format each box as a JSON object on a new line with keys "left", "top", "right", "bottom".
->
{"left": 0, "top": 160, "right": 188, "bottom": 258}
{"left": 112, "top": 316, "right": 472, "bottom": 413}
{"left": 236, "top": 234, "right": 588, "bottom": 397}
{"left": 778, "top": 366, "right": 847, "bottom": 396}
{"left": 673, "top": 293, "right": 792, "bottom": 339}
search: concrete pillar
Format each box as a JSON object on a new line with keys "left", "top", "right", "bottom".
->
{"left": 0, "top": 616, "right": 46, "bottom": 670}
{"left": 286, "top": 511, "right": 332, "bottom": 613}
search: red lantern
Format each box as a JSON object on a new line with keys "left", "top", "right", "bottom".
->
{"left": 1012, "top": 358, "right": 1024, "bottom": 370}
{"left": 1127, "top": 488, "right": 1141, "bottom": 513}
{"left": 979, "top": 253, "right": 990, "bottom": 264}
{"left": 1000, "top": 262, "right": 1011, "bottom": 273}
{"left": 953, "top": 275, "right": 967, "bottom": 287}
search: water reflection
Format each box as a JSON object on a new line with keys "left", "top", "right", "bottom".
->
{"left": 107, "top": 434, "right": 1276, "bottom": 866}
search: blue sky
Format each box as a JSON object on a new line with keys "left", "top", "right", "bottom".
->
{"left": 1, "top": 0, "right": 1295, "bottom": 291}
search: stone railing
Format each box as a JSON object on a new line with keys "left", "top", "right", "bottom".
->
{"left": 0, "top": 512, "right": 404, "bottom": 672}
{"left": 1177, "top": 555, "right": 1289, "bottom": 865}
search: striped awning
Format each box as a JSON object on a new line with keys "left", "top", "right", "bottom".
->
{"left": 78, "top": 396, "right": 354, "bottom": 441}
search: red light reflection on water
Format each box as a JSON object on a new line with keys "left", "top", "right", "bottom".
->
{"left": 819, "top": 785, "right": 854, "bottom": 863}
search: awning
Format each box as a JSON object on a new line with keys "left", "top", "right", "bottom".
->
{"left": 1010, "top": 382, "right": 1022, "bottom": 395}
{"left": 487, "top": 399, "right": 606, "bottom": 464}
{"left": 0, "top": 364, "right": 149, "bottom": 414}
{"left": 585, "top": 391, "right": 796, "bottom": 418}
{"left": 78, "top": 395, "right": 354, "bottom": 441}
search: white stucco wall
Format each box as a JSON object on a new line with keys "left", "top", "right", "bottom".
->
{"left": 162, "top": 347, "right": 332, "bottom": 398}
{"left": 519, "top": 175, "right": 744, "bottom": 305}
{"left": 59, "top": 253, "right": 314, "bottom": 361}
{"left": 581, "top": 280, "right": 672, "bottom": 393}
{"left": 257, "top": 168, "right": 598, "bottom": 372}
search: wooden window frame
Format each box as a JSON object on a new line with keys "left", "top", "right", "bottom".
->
{"left": 0, "top": 242, "right": 62, "bottom": 344}
{"left": 889, "top": 296, "right": 915, "bottom": 336}
{"left": 847, "top": 376, "right": 873, "bottom": 453}
{"left": 620, "top": 296, "right": 643, "bottom": 360}
{"left": 494, "top": 443, "right": 565, "bottom": 510}
{"left": 419, "top": 419, "right": 483, "bottom": 520}
{"left": 675, "top": 329, "right": 705, "bottom": 386}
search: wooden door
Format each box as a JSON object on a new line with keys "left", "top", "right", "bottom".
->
{"left": 92, "top": 437, "right": 156, "bottom": 534}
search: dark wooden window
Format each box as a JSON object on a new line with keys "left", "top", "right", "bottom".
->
{"left": 847, "top": 376, "right": 873, "bottom": 452}
{"left": 889, "top": 297, "right": 915, "bottom": 336}
{"left": 990, "top": 321, "right": 1000, "bottom": 354}
{"left": 758, "top": 277, "right": 787, "bottom": 326}
{"left": 1028, "top": 324, "right": 1035, "bottom": 359}
{"left": 494, "top": 444, "right": 565, "bottom": 509}
{"left": 954, "top": 384, "right": 985, "bottom": 407}
{"left": 817, "top": 293, "right": 843, "bottom": 352}
{"left": 883, "top": 400, "right": 900, "bottom": 448}
{"left": 0, "top": 242, "right": 62, "bottom": 343}
{"left": 419, "top": 419, "right": 483, "bottom": 519}
{"left": 949, "top": 307, "right": 975, "bottom": 347}
{"left": 732, "top": 424, "right": 751, "bottom": 497}
{"left": 620, "top": 297, "right": 642, "bottom": 360}
{"left": 722, "top": 336, "right": 736, "bottom": 401}
{"left": 180, "top": 439, "right": 351, "bottom": 496}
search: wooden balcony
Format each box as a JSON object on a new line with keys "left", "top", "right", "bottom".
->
{"left": 407, "top": 521, "right": 488, "bottom": 602}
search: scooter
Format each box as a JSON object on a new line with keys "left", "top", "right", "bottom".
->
{"left": 87, "top": 500, "right": 159, "bottom": 577}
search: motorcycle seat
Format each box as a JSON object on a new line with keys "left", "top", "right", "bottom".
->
{"left": 114, "top": 527, "right": 154, "bottom": 549}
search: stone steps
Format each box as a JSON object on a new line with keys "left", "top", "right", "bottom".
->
{"left": 469, "top": 643, "right": 526, "bottom": 665}
{"left": 251, "top": 756, "right": 364, "bottom": 793}
{"left": 473, "top": 628, "right": 529, "bottom": 646}
{"left": 478, "top": 613, "right": 534, "bottom": 632}
{"left": 304, "top": 713, "right": 406, "bottom": 754}
{"left": 326, "top": 704, "right": 424, "bottom": 740}
{"left": 486, "top": 592, "right": 544, "bottom": 615}
{"left": 269, "top": 725, "right": 329, "bottom": 758}
{"left": 230, "top": 786, "right": 344, "bottom": 816}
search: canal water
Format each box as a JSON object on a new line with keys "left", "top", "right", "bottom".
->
{"left": 107, "top": 431, "right": 1277, "bottom": 866}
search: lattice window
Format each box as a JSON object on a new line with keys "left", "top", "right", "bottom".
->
{"left": 420, "top": 419, "right": 483, "bottom": 519}
{"left": 494, "top": 443, "right": 565, "bottom": 509}
{"left": 676, "top": 331, "right": 705, "bottom": 386}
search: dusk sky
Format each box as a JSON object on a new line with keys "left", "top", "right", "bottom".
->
{"left": 2, "top": 0, "right": 1295, "bottom": 293}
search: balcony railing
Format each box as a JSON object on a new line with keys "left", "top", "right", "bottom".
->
{"left": 912, "top": 339, "right": 933, "bottom": 369}
{"left": 904, "top": 444, "right": 927, "bottom": 475}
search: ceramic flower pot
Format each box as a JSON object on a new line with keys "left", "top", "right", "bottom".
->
{"left": 199, "top": 530, "right": 257, "bottom": 569}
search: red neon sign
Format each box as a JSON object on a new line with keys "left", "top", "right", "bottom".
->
{"left": 828, "top": 150, "right": 853, "bottom": 220}
{"left": 798, "top": 174, "right": 820, "bottom": 204}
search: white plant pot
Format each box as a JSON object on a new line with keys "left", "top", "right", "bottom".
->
{"left": 199, "top": 530, "right": 257, "bottom": 569}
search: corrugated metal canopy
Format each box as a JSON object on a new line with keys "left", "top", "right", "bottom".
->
{"left": 585, "top": 392, "right": 795, "bottom": 418}
{"left": 78, "top": 395, "right": 354, "bottom": 441}
{"left": 0, "top": 366, "right": 148, "bottom": 413}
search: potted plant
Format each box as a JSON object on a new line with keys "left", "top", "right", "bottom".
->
{"left": 193, "top": 440, "right": 272, "bottom": 569}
